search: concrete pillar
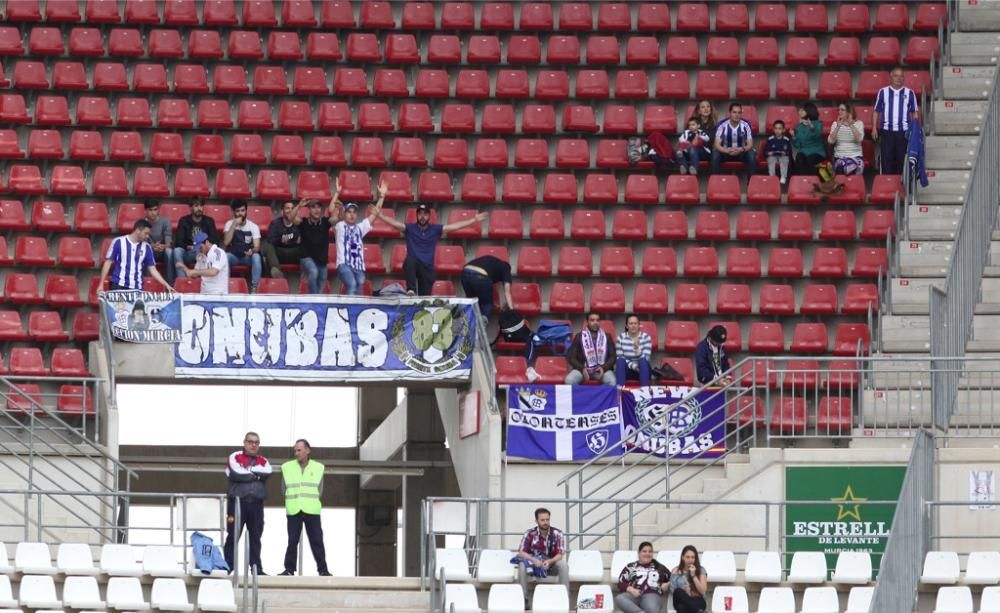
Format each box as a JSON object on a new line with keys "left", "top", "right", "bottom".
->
{"left": 357, "top": 386, "right": 402, "bottom": 576}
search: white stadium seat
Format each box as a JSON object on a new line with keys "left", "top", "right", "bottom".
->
{"left": 101, "top": 544, "right": 143, "bottom": 576}
{"left": 0, "top": 544, "right": 12, "bottom": 575}
{"left": 933, "top": 586, "right": 973, "bottom": 613}
{"left": 832, "top": 552, "right": 872, "bottom": 584}
{"left": 436, "top": 548, "right": 472, "bottom": 581}
{"left": 702, "top": 550, "right": 737, "bottom": 583}
{"left": 567, "top": 550, "right": 604, "bottom": 582}
{"left": 106, "top": 576, "right": 150, "bottom": 610}
{"left": 744, "top": 551, "right": 782, "bottom": 583}
{"left": 801, "top": 586, "right": 839, "bottom": 613}
{"left": 756, "top": 586, "right": 795, "bottom": 613}
{"left": 487, "top": 584, "right": 525, "bottom": 613}
{"left": 923, "top": 552, "right": 961, "bottom": 585}
{"left": 787, "top": 552, "right": 827, "bottom": 583}
{"left": 610, "top": 550, "right": 633, "bottom": 577}
{"left": 477, "top": 550, "right": 515, "bottom": 583}
{"left": 18, "top": 575, "right": 61, "bottom": 609}
{"left": 531, "top": 584, "right": 569, "bottom": 613}
{"left": 143, "top": 546, "right": 186, "bottom": 578}
{"left": 57, "top": 543, "right": 99, "bottom": 575}
{"left": 576, "top": 585, "right": 613, "bottom": 613}
{"left": 710, "top": 586, "right": 748, "bottom": 612}
{"left": 62, "top": 576, "right": 106, "bottom": 610}
{"left": 197, "top": 578, "right": 238, "bottom": 612}
{"left": 845, "top": 586, "right": 874, "bottom": 613}
{"left": 443, "top": 582, "right": 480, "bottom": 613}
{"left": 980, "top": 585, "right": 1000, "bottom": 612}
{"left": 0, "top": 576, "right": 15, "bottom": 608}
{"left": 151, "top": 577, "right": 194, "bottom": 612}
{"left": 14, "top": 543, "right": 55, "bottom": 574}
{"left": 964, "top": 551, "right": 1000, "bottom": 585}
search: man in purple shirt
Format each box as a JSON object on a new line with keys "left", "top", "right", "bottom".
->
{"left": 375, "top": 204, "right": 486, "bottom": 295}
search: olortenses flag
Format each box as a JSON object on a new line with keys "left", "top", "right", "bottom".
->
{"left": 506, "top": 385, "right": 623, "bottom": 461}
{"left": 620, "top": 386, "right": 727, "bottom": 460}
{"left": 101, "top": 290, "right": 182, "bottom": 343}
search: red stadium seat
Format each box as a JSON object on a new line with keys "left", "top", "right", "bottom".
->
{"left": 736, "top": 71, "right": 771, "bottom": 100}
{"left": 843, "top": 284, "right": 879, "bottom": 314}
{"left": 123, "top": 0, "right": 159, "bottom": 23}
{"left": 555, "top": 139, "right": 589, "bottom": 168}
{"left": 746, "top": 322, "right": 783, "bottom": 353}
{"left": 794, "top": 3, "right": 828, "bottom": 32}
{"left": 508, "top": 282, "right": 541, "bottom": 317}
{"left": 629, "top": 283, "right": 667, "bottom": 314}
{"left": 428, "top": 35, "right": 462, "bottom": 64}
{"left": 67, "top": 131, "right": 104, "bottom": 162}
{"left": 0, "top": 200, "right": 29, "bottom": 231}
{"left": 50, "top": 165, "right": 85, "bottom": 195}
{"left": 598, "top": 246, "right": 634, "bottom": 276}
{"left": 819, "top": 210, "right": 857, "bottom": 240}
{"left": 358, "top": 103, "right": 393, "bottom": 132}
{"left": 666, "top": 37, "right": 700, "bottom": 65}
{"left": 467, "top": 35, "right": 501, "bottom": 64}
{"left": 94, "top": 61, "right": 129, "bottom": 91}
{"left": 589, "top": 283, "right": 625, "bottom": 313}
{"left": 29, "top": 311, "right": 69, "bottom": 342}
{"left": 433, "top": 139, "right": 469, "bottom": 169}
{"left": 535, "top": 70, "right": 571, "bottom": 100}
{"left": 734, "top": 210, "right": 771, "bottom": 241}
{"left": 519, "top": 2, "right": 553, "bottom": 30}
{"left": 231, "top": 134, "right": 266, "bottom": 165}
{"left": 640, "top": 246, "right": 675, "bottom": 277}
{"left": 346, "top": 33, "right": 381, "bottom": 62}
{"left": 5, "top": 0, "right": 41, "bottom": 21}
{"left": 653, "top": 71, "right": 688, "bottom": 100}
{"left": 514, "top": 139, "right": 549, "bottom": 168}
{"left": 440, "top": 1, "right": 473, "bottom": 29}
{"left": 496, "top": 356, "right": 529, "bottom": 385}
{"left": 625, "top": 175, "right": 660, "bottom": 205}
{"left": 611, "top": 210, "right": 647, "bottom": 240}
{"left": 414, "top": 170, "right": 450, "bottom": 200}
{"left": 10, "top": 347, "right": 48, "bottom": 376}
{"left": 906, "top": 36, "right": 940, "bottom": 65}
{"left": 706, "top": 176, "right": 742, "bottom": 205}
{"left": 665, "top": 321, "right": 701, "bottom": 353}
{"left": 359, "top": 1, "right": 394, "bottom": 28}
{"left": 214, "top": 65, "right": 250, "bottom": 94}
{"left": 31, "top": 200, "right": 70, "bottom": 232}
{"left": 378, "top": 171, "right": 414, "bottom": 201}
{"left": 108, "top": 131, "right": 144, "bottom": 161}
{"left": 800, "top": 284, "right": 839, "bottom": 315}
{"left": 483, "top": 104, "right": 517, "bottom": 134}
{"left": 69, "top": 28, "right": 103, "bottom": 56}
{"left": 767, "top": 247, "right": 804, "bottom": 277}
{"left": 816, "top": 397, "right": 853, "bottom": 434}
{"left": 588, "top": 36, "right": 621, "bottom": 64}
{"left": 0, "top": 27, "right": 23, "bottom": 55}
{"left": 14, "top": 60, "right": 48, "bottom": 89}
{"left": 188, "top": 30, "right": 223, "bottom": 59}
{"left": 229, "top": 31, "right": 263, "bottom": 60}
{"left": 860, "top": 210, "right": 895, "bottom": 240}
{"left": 665, "top": 175, "right": 700, "bottom": 206}
{"left": 149, "top": 29, "right": 183, "bottom": 58}
{"left": 694, "top": 211, "right": 730, "bottom": 240}
{"left": 783, "top": 361, "right": 822, "bottom": 393}
{"left": 191, "top": 134, "right": 226, "bottom": 167}
{"left": 776, "top": 211, "right": 813, "bottom": 241}
{"left": 131, "top": 64, "right": 168, "bottom": 93}
{"left": 400, "top": 2, "right": 434, "bottom": 29}
{"left": 336, "top": 171, "right": 371, "bottom": 202}
{"left": 174, "top": 168, "right": 210, "bottom": 197}
{"left": 277, "top": 102, "right": 314, "bottom": 131}
{"left": 414, "top": 69, "right": 449, "bottom": 98}
{"left": 215, "top": 168, "right": 251, "bottom": 199}
{"left": 674, "top": 283, "right": 710, "bottom": 315}
{"left": 74, "top": 202, "right": 111, "bottom": 234}
{"left": 547, "top": 35, "right": 580, "bottom": 64}
{"left": 310, "top": 137, "right": 345, "bottom": 167}
{"left": 549, "top": 282, "right": 585, "bottom": 312}
{"left": 715, "top": 283, "right": 752, "bottom": 315}
{"left": 726, "top": 247, "right": 762, "bottom": 278}
{"left": 595, "top": 140, "right": 628, "bottom": 169}
{"left": 174, "top": 65, "right": 210, "bottom": 94}
{"left": 543, "top": 174, "right": 578, "bottom": 204}
{"left": 625, "top": 36, "right": 659, "bottom": 65}
{"left": 8, "top": 165, "right": 46, "bottom": 194}
{"left": 29, "top": 27, "right": 65, "bottom": 55}
{"left": 0, "top": 311, "right": 28, "bottom": 341}
{"left": 253, "top": 66, "right": 288, "bottom": 95}
{"left": 683, "top": 247, "right": 718, "bottom": 277}
{"left": 196, "top": 100, "right": 232, "bottom": 130}
{"left": 495, "top": 70, "right": 531, "bottom": 98}
{"left": 334, "top": 68, "right": 369, "bottom": 96}
{"left": 0, "top": 94, "right": 30, "bottom": 124}
{"left": 242, "top": 0, "right": 276, "bottom": 26}
{"left": 517, "top": 246, "right": 552, "bottom": 276}
{"left": 811, "top": 247, "right": 849, "bottom": 278}
{"left": 707, "top": 37, "right": 740, "bottom": 65}
{"left": 296, "top": 171, "right": 331, "bottom": 199}
{"left": 742, "top": 37, "right": 779, "bottom": 66}
{"left": 614, "top": 71, "right": 648, "bottom": 99}
{"left": 269, "top": 32, "right": 303, "bottom": 61}
{"left": 51, "top": 62, "right": 87, "bottom": 90}
{"left": 582, "top": 174, "right": 617, "bottom": 204}
{"left": 162, "top": 0, "right": 197, "bottom": 24}
{"left": 306, "top": 33, "right": 340, "bottom": 61}
{"left": 5, "top": 273, "right": 43, "bottom": 304}
{"left": 430, "top": 280, "right": 455, "bottom": 297}
{"left": 834, "top": 323, "right": 870, "bottom": 356}
{"left": 817, "top": 71, "right": 853, "bottom": 100}
{"left": 398, "top": 104, "right": 433, "bottom": 132}
{"left": 914, "top": 4, "right": 947, "bottom": 31}
{"left": 676, "top": 3, "right": 709, "bottom": 31}
{"left": 134, "top": 166, "right": 169, "bottom": 197}
{"left": 563, "top": 105, "right": 598, "bottom": 132}
{"left": 56, "top": 236, "right": 92, "bottom": 267}
{"left": 826, "top": 37, "right": 863, "bottom": 66}
{"left": 26, "top": 130, "right": 63, "bottom": 160}
{"left": 507, "top": 35, "right": 541, "bottom": 64}
{"left": 51, "top": 348, "right": 88, "bottom": 376}
{"left": 836, "top": 4, "right": 870, "bottom": 33}
{"left": 770, "top": 397, "right": 807, "bottom": 434}
{"left": 474, "top": 139, "right": 509, "bottom": 169}
{"left": 256, "top": 170, "right": 291, "bottom": 200}
{"left": 756, "top": 284, "right": 794, "bottom": 316}
{"left": 785, "top": 37, "right": 820, "bottom": 65}
{"left": 529, "top": 209, "right": 564, "bottom": 239}
{"left": 791, "top": 323, "right": 829, "bottom": 353}
{"left": 865, "top": 37, "right": 902, "bottom": 65}
{"left": 488, "top": 209, "right": 523, "bottom": 240}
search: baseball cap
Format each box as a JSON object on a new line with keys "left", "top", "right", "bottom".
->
{"left": 708, "top": 325, "right": 727, "bottom": 343}
{"left": 415, "top": 203, "right": 432, "bottom": 212}
{"left": 192, "top": 231, "right": 209, "bottom": 251}
{"left": 343, "top": 202, "right": 359, "bottom": 211}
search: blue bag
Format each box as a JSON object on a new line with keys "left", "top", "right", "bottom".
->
{"left": 531, "top": 321, "right": 573, "bottom": 355}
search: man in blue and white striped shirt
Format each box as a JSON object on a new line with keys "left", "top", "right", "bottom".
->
{"left": 710, "top": 103, "right": 756, "bottom": 177}
{"left": 873, "top": 66, "right": 919, "bottom": 175}
{"left": 98, "top": 219, "right": 175, "bottom": 292}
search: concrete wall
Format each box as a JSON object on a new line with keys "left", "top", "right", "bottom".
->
{"left": 934, "top": 447, "right": 1000, "bottom": 557}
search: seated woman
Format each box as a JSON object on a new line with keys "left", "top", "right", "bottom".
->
{"left": 792, "top": 102, "right": 825, "bottom": 175}
{"left": 615, "top": 542, "right": 671, "bottom": 613}
{"left": 828, "top": 103, "right": 866, "bottom": 175}
{"left": 615, "top": 314, "right": 653, "bottom": 386}
{"left": 670, "top": 545, "right": 709, "bottom": 613}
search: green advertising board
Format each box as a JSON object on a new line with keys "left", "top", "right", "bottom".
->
{"left": 785, "top": 465, "right": 906, "bottom": 575}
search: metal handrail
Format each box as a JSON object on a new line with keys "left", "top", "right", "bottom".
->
{"left": 98, "top": 300, "right": 117, "bottom": 408}
{"left": 472, "top": 303, "right": 500, "bottom": 415}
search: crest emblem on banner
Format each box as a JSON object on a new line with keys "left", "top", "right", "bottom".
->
{"left": 586, "top": 430, "right": 609, "bottom": 454}
{"left": 391, "top": 300, "right": 474, "bottom": 375}
{"left": 635, "top": 395, "right": 703, "bottom": 438}
{"left": 515, "top": 387, "right": 548, "bottom": 411}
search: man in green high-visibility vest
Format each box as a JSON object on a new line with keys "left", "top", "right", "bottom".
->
{"left": 278, "top": 439, "right": 330, "bottom": 576}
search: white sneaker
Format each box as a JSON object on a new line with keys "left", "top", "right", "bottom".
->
{"left": 780, "top": 176, "right": 787, "bottom": 185}
{"left": 678, "top": 165, "right": 687, "bottom": 175}
{"left": 525, "top": 367, "right": 540, "bottom": 383}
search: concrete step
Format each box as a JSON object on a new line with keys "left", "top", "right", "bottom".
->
{"left": 889, "top": 277, "right": 1000, "bottom": 314}
{"left": 925, "top": 135, "right": 980, "bottom": 169}
{"left": 897, "top": 240, "right": 955, "bottom": 276}
{"left": 906, "top": 204, "right": 961, "bottom": 240}
{"left": 861, "top": 389, "right": 1000, "bottom": 429}
{"left": 950, "top": 33, "right": 1000, "bottom": 65}
{"left": 880, "top": 314, "right": 931, "bottom": 352}
{"left": 868, "top": 358, "right": 1000, "bottom": 389}
{"left": 959, "top": 3, "right": 1000, "bottom": 32}
{"left": 942, "top": 66, "right": 995, "bottom": 100}
{"left": 251, "top": 578, "right": 428, "bottom": 611}
{"left": 932, "top": 100, "right": 988, "bottom": 135}
{"left": 914, "top": 170, "right": 971, "bottom": 205}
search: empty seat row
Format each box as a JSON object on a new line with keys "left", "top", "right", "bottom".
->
{"left": 0, "top": 345, "right": 88, "bottom": 376}
{"left": 0, "top": 1, "right": 948, "bottom": 35}
{"left": 0, "top": 310, "right": 97, "bottom": 344}
{"left": 0, "top": 542, "right": 195, "bottom": 577}
{"left": 0, "top": 573, "right": 235, "bottom": 612}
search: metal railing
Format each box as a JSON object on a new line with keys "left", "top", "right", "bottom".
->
{"left": 472, "top": 303, "right": 500, "bottom": 415}
{"left": 869, "top": 430, "right": 935, "bottom": 613}
{"left": 928, "top": 44, "right": 1000, "bottom": 432}
{"left": 98, "top": 304, "right": 117, "bottom": 408}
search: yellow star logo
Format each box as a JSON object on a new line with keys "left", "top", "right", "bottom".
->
{"left": 830, "top": 485, "right": 866, "bottom": 521}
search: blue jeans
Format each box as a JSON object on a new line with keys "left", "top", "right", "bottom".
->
{"left": 460, "top": 270, "right": 495, "bottom": 320}
{"left": 154, "top": 247, "right": 175, "bottom": 284}
{"left": 301, "top": 257, "right": 328, "bottom": 294}
{"left": 227, "top": 252, "right": 262, "bottom": 290}
{"left": 616, "top": 356, "right": 651, "bottom": 386}
{"left": 172, "top": 246, "right": 198, "bottom": 277}
{"left": 711, "top": 149, "right": 756, "bottom": 176}
{"left": 337, "top": 264, "right": 366, "bottom": 295}
{"left": 676, "top": 146, "right": 708, "bottom": 172}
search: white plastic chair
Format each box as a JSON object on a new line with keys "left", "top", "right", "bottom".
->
{"left": 0, "top": 544, "right": 12, "bottom": 575}
{"left": 62, "top": 575, "right": 106, "bottom": 609}
{"left": 576, "top": 584, "right": 613, "bottom": 613}
{"left": 14, "top": 543, "right": 55, "bottom": 574}
{"left": 979, "top": 585, "right": 1000, "bottom": 613}
{"left": 151, "top": 577, "right": 194, "bottom": 612}
{"left": 965, "top": 551, "right": 1000, "bottom": 585}
{"left": 105, "top": 576, "right": 150, "bottom": 610}
{"left": 531, "top": 584, "right": 569, "bottom": 613}
{"left": 845, "top": 586, "right": 874, "bottom": 613}
{"left": 610, "top": 550, "right": 633, "bottom": 578}
{"left": 476, "top": 550, "right": 515, "bottom": 583}
{"left": 787, "top": 552, "right": 827, "bottom": 583}
{"left": 442, "top": 582, "right": 480, "bottom": 613}
{"left": 101, "top": 543, "right": 143, "bottom": 576}
{"left": 744, "top": 551, "right": 782, "bottom": 583}
{"left": 436, "top": 548, "right": 472, "bottom": 581}
{"left": 0, "top": 576, "right": 15, "bottom": 608}
{"left": 832, "top": 552, "right": 872, "bottom": 584}
{"left": 933, "top": 586, "right": 973, "bottom": 613}
{"left": 57, "top": 543, "right": 99, "bottom": 575}
{"left": 702, "top": 550, "right": 737, "bottom": 583}
{"left": 709, "top": 585, "right": 749, "bottom": 612}
{"left": 922, "top": 552, "right": 961, "bottom": 584}
{"left": 756, "top": 586, "right": 796, "bottom": 613}
{"left": 801, "top": 586, "right": 839, "bottom": 613}
{"left": 196, "top": 578, "right": 238, "bottom": 612}
{"left": 142, "top": 546, "right": 186, "bottom": 578}
{"left": 486, "top": 584, "right": 525, "bottom": 613}
{"left": 18, "top": 575, "right": 61, "bottom": 609}
{"left": 567, "top": 550, "right": 604, "bottom": 582}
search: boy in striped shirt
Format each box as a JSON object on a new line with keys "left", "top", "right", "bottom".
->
{"left": 98, "top": 219, "right": 175, "bottom": 293}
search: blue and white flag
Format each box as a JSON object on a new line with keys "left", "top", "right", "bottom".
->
{"left": 101, "top": 290, "right": 182, "bottom": 343}
{"left": 506, "top": 385, "right": 623, "bottom": 461}
{"left": 621, "top": 386, "right": 726, "bottom": 459}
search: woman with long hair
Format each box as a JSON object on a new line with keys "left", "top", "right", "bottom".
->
{"left": 615, "top": 314, "right": 653, "bottom": 386}
{"left": 670, "top": 545, "right": 709, "bottom": 613}
{"left": 792, "top": 101, "right": 826, "bottom": 175}
{"left": 615, "top": 542, "right": 671, "bottom": 613}
{"left": 828, "top": 103, "right": 866, "bottom": 175}
{"left": 683, "top": 100, "right": 718, "bottom": 174}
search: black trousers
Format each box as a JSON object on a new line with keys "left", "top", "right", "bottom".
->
{"left": 223, "top": 497, "right": 265, "bottom": 572}
{"left": 794, "top": 152, "right": 826, "bottom": 176}
{"left": 673, "top": 590, "right": 708, "bottom": 613}
{"left": 283, "top": 512, "right": 328, "bottom": 574}
{"left": 879, "top": 130, "right": 908, "bottom": 175}
{"left": 403, "top": 255, "right": 435, "bottom": 296}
